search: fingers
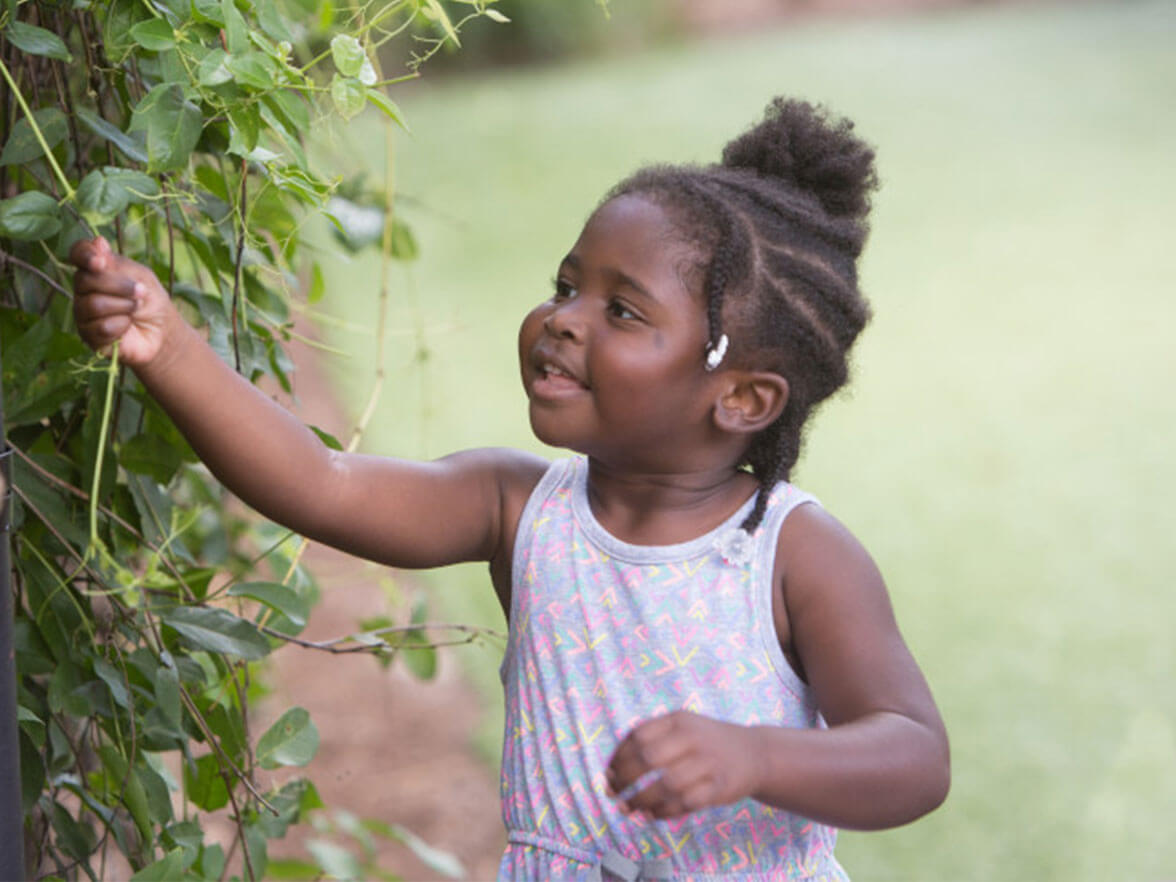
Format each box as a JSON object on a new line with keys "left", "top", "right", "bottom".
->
{"left": 77, "top": 314, "right": 132, "bottom": 348}
{"left": 628, "top": 760, "right": 718, "bottom": 818}
{"left": 606, "top": 711, "right": 750, "bottom": 820}
{"left": 69, "top": 236, "right": 111, "bottom": 272}
{"left": 607, "top": 714, "right": 697, "bottom": 818}
{"left": 74, "top": 270, "right": 140, "bottom": 302}
{"left": 73, "top": 265, "right": 144, "bottom": 352}
{"left": 74, "top": 292, "right": 138, "bottom": 324}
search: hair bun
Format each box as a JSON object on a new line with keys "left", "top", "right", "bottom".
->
{"left": 721, "top": 97, "right": 878, "bottom": 219}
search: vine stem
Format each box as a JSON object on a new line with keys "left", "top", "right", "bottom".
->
{"left": 260, "top": 621, "right": 505, "bottom": 654}
{"left": 0, "top": 56, "right": 76, "bottom": 201}
{"left": 230, "top": 158, "right": 248, "bottom": 373}
{"left": 88, "top": 341, "right": 120, "bottom": 553}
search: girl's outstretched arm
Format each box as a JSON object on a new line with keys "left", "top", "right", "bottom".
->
{"left": 71, "top": 237, "right": 544, "bottom": 578}
{"left": 607, "top": 505, "right": 950, "bottom": 830}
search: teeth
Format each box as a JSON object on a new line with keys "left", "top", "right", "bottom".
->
{"left": 545, "top": 364, "right": 570, "bottom": 379}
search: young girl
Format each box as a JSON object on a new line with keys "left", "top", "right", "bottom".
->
{"left": 72, "top": 97, "right": 949, "bottom": 881}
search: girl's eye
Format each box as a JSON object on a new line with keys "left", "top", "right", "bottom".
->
{"left": 607, "top": 299, "right": 639, "bottom": 321}
{"left": 552, "top": 278, "right": 576, "bottom": 300}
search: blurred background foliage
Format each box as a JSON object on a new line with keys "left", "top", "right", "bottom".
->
{"left": 307, "top": 0, "right": 1176, "bottom": 878}
{"left": 387, "top": 0, "right": 676, "bottom": 70}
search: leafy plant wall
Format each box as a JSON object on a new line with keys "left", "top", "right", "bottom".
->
{"left": 0, "top": 0, "right": 504, "bottom": 878}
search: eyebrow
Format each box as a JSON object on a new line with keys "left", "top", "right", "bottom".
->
{"left": 560, "top": 254, "right": 656, "bottom": 303}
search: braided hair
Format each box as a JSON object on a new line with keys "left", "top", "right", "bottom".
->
{"left": 606, "top": 98, "right": 878, "bottom": 532}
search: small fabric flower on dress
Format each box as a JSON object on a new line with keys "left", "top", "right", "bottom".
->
{"left": 714, "top": 528, "right": 754, "bottom": 567}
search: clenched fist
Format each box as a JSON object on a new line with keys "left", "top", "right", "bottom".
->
{"left": 71, "top": 237, "right": 174, "bottom": 366}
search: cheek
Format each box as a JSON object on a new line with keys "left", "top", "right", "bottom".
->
{"left": 518, "top": 306, "right": 546, "bottom": 359}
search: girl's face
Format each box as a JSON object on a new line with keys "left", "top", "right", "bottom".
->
{"left": 518, "top": 195, "right": 724, "bottom": 472}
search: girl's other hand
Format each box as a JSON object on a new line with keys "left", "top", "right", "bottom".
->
{"left": 605, "top": 711, "right": 758, "bottom": 819}
{"left": 71, "top": 237, "right": 173, "bottom": 367}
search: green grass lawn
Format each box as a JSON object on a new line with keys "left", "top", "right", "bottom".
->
{"left": 307, "top": 1, "right": 1176, "bottom": 877}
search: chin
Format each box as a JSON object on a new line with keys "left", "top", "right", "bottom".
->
{"left": 528, "top": 409, "right": 587, "bottom": 455}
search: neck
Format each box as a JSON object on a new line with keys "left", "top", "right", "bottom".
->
{"left": 584, "top": 457, "right": 758, "bottom": 546}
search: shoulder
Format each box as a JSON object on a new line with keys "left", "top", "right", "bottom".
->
{"left": 445, "top": 446, "right": 551, "bottom": 571}
{"left": 776, "top": 501, "right": 875, "bottom": 576}
{"left": 775, "top": 502, "right": 889, "bottom": 620}
{"left": 773, "top": 502, "right": 920, "bottom": 718}
{"left": 439, "top": 446, "right": 551, "bottom": 519}
{"left": 769, "top": 499, "right": 893, "bottom": 662}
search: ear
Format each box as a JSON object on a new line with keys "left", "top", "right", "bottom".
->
{"left": 713, "top": 371, "right": 789, "bottom": 436}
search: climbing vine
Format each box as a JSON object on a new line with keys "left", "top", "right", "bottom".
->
{"left": 0, "top": 0, "right": 505, "bottom": 878}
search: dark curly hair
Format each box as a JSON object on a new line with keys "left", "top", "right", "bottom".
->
{"left": 606, "top": 97, "right": 878, "bottom": 531}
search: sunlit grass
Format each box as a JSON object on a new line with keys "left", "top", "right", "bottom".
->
{"left": 309, "top": 1, "right": 1176, "bottom": 877}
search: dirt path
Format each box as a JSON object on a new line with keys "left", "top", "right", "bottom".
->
{"left": 261, "top": 329, "right": 505, "bottom": 881}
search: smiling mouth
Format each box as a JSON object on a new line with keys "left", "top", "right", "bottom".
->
{"left": 531, "top": 360, "right": 588, "bottom": 396}
{"left": 541, "top": 363, "right": 585, "bottom": 385}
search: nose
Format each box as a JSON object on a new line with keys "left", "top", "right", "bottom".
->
{"left": 543, "top": 298, "right": 586, "bottom": 341}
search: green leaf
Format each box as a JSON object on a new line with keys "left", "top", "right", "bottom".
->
{"left": 367, "top": 820, "right": 465, "bottom": 879}
{"left": 0, "top": 107, "right": 67, "bottom": 166}
{"left": 77, "top": 168, "right": 133, "bottom": 221}
{"left": 227, "top": 50, "right": 278, "bottom": 90}
{"left": 161, "top": 818, "right": 203, "bottom": 859}
{"left": 195, "top": 843, "right": 226, "bottom": 880}
{"left": 263, "top": 89, "right": 310, "bottom": 134}
{"left": 101, "top": 0, "right": 138, "bottom": 61}
{"left": 388, "top": 218, "right": 418, "bottom": 261}
{"left": 307, "top": 839, "right": 362, "bottom": 881}
{"left": 422, "top": 0, "right": 460, "bottom": 48}
{"left": 76, "top": 108, "right": 149, "bottom": 164}
{"left": 103, "top": 167, "right": 160, "bottom": 202}
{"left": 192, "top": 0, "right": 225, "bottom": 26}
{"left": 267, "top": 858, "right": 323, "bottom": 880}
{"left": 255, "top": 778, "right": 320, "bottom": 839}
{"left": 256, "top": 0, "right": 294, "bottom": 42}
{"left": 4, "top": 353, "right": 86, "bottom": 428}
{"left": 308, "top": 423, "right": 342, "bottom": 450}
{"left": 228, "top": 581, "right": 309, "bottom": 627}
{"left": 400, "top": 633, "right": 437, "bottom": 680}
{"left": 243, "top": 826, "right": 270, "bottom": 881}
{"left": 97, "top": 745, "right": 154, "bottom": 846}
{"left": 256, "top": 707, "right": 319, "bottom": 769}
{"left": 0, "top": 190, "right": 61, "bottom": 241}
{"left": 130, "top": 18, "right": 176, "bottom": 51}
{"left": 129, "top": 848, "right": 184, "bottom": 882}
{"left": 357, "top": 56, "right": 377, "bottom": 86}
{"left": 92, "top": 657, "right": 131, "bottom": 710}
{"left": 129, "top": 84, "right": 203, "bottom": 172}
{"left": 160, "top": 606, "right": 272, "bottom": 659}
{"left": 138, "top": 760, "right": 175, "bottom": 828}
{"left": 329, "top": 34, "right": 365, "bottom": 77}
{"left": 324, "top": 195, "right": 382, "bottom": 251}
{"left": 184, "top": 753, "right": 230, "bottom": 811}
{"left": 259, "top": 93, "right": 309, "bottom": 167}
{"left": 153, "top": 0, "right": 192, "bottom": 27}
{"left": 6, "top": 20, "right": 73, "bottom": 61}
{"left": 17, "top": 705, "right": 45, "bottom": 751}
{"left": 484, "top": 8, "right": 510, "bottom": 23}
{"left": 197, "top": 48, "right": 233, "bottom": 86}
{"left": 120, "top": 432, "right": 183, "bottom": 484}
{"left": 366, "top": 90, "right": 409, "bottom": 132}
{"left": 50, "top": 802, "right": 97, "bottom": 863}
{"left": 329, "top": 74, "right": 366, "bottom": 121}
{"left": 154, "top": 664, "right": 183, "bottom": 730}
{"left": 222, "top": 0, "right": 248, "bottom": 53}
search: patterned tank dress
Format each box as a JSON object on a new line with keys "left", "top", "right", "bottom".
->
{"left": 498, "top": 457, "right": 850, "bottom": 881}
